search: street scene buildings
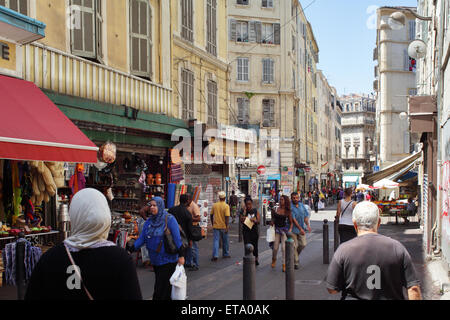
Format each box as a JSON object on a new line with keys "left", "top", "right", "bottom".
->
{"left": 0, "top": 0, "right": 448, "bottom": 301}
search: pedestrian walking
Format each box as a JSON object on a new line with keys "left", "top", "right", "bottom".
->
{"left": 25, "top": 188, "right": 142, "bottom": 300}
{"left": 313, "top": 190, "right": 320, "bottom": 213}
{"left": 128, "top": 197, "right": 186, "bottom": 300}
{"left": 229, "top": 190, "right": 238, "bottom": 223}
{"left": 290, "top": 192, "right": 311, "bottom": 269}
{"left": 211, "top": 191, "right": 231, "bottom": 261}
{"left": 240, "top": 197, "right": 261, "bottom": 266}
{"left": 335, "top": 188, "right": 358, "bottom": 245}
{"left": 168, "top": 194, "right": 193, "bottom": 267}
{"left": 186, "top": 193, "right": 201, "bottom": 271}
{"left": 271, "top": 195, "right": 293, "bottom": 272}
{"left": 326, "top": 201, "right": 422, "bottom": 300}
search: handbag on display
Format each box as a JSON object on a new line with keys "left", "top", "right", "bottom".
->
{"left": 190, "top": 225, "right": 203, "bottom": 241}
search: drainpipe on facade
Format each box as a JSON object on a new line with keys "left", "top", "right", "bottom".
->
{"left": 433, "top": 0, "right": 446, "bottom": 255}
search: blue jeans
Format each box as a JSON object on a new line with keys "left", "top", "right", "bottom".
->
{"left": 213, "top": 229, "right": 230, "bottom": 258}
{"left": 186, "top": 241, "right": 199, "bottom": 267}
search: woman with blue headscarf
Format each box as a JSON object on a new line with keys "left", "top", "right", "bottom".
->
{"left": 129, "top": 197, "right": 186, "bottom": 300}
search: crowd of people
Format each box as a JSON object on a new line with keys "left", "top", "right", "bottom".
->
{"left": 23, "top": 185, "right": 422, "bottom": 301}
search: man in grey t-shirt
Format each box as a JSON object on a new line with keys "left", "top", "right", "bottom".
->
{"left": 326, "top": 201, "right": 422, "bottom": 300}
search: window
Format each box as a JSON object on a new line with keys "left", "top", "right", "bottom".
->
{"left": 181, "top": 0, "right": 193, "bottom": 42}
{"left": 292, "top": 34, "right": 296, "bottom": 51}
{"left": 237, "top": 58, "right": 249, "bottom": 81}
{"left": 71, "top": 0, "right": 103, "bottom": 62}
{"left": 262, "top": 58, "right": 274, "bottom": 83}
{"left": 261, "top": 23, "right": 274, "bottom": 43}
{"left": 404, "top": 49, "right": 416, "bottom": 72}
{"left": 130, "top": 0, "right": 152, "bottom": 78}
{"left": 237, "top": 0, "right": 249, "bottom": 4}
{"left": 292, "top": 69, "right": 296, "bottom": 89}
{"left": 409, "top": 20, "right": 416, "bottom": 41}
{"left": 237, "top": 98, "right": 250, "bottom": 124}
{"left": 207, "top": 80, "right": 218, "bottom": 126}
{"left": 181, "top": 69, "right": 194, "bottom": 120}
{"left": 206, "top": 0, "right": 217, "bottom": 56}
{"left": 262, "top": 99, "right": 275, "bottom": 127}
{"left": 0, "top": 0, "right": 28, "bottom": 15}
{"left": 262, "top": 0, "right": 273, "bottom": 8}
{"left": 236, "top": 21, "right": 249, "bottom": 42}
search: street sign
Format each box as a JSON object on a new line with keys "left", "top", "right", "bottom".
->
{"left": 257, "top": 165, "right": 266, "bottom": 175}
{"left": 257, "top": 175, "right": 267, "bottom": 183}
{"left": 373, "top": 166, "right": 380, "bottom": 172}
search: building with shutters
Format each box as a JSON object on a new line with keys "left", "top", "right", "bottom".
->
{"left": 374, "top": 6, "right": 418, "bottom": 169}
{"left": 0, "top": 0, "right": 196, "bottom": 200}
{"left": 227, "top": 0, "right": 307, "bottom": 194}
{"left": 340, "top": 94, "right": 377, "bottom": 188}
{"left": 316, "top": 70, "right": 342, "bottom": 188}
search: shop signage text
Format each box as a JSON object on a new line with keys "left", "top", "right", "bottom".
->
{"left": 0, "top": 40, "right": 15, "bottom": 71}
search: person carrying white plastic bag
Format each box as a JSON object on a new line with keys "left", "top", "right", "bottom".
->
{"left": 266, "top": 225, "right": 275, "bottom": 243}
{"left": 170, "top": 264, "right": 187, "bottom": 300}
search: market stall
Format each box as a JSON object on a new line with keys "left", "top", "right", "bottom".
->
{"left": 0, "top": 75, "right": 98, "bottom": 290}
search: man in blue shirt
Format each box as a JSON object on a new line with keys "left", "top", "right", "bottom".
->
{"left": 290, "top": 192, "right": 311, "bottom": 269}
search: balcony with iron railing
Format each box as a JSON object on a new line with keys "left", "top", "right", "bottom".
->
{"left": 23, "top": 43, "right": 173, "bottom": 116}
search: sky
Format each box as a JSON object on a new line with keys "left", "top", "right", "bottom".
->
{"left": 302, "top": 0, "right": 418, "bottom": 96}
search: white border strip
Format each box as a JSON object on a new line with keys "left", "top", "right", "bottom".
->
{"left": 0, "top": 137, "right": 99, "bottom": 151}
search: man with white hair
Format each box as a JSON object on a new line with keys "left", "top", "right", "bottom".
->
{"left": 326, "top": 201, "right": 422, "bottom": 300}
{"left": 210, "top": 191, "right": 231, "bottom": 261}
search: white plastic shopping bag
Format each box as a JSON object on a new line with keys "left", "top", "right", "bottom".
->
{"left": 170, "top": 264, "right": 187, "bottom": 300}
{"left": 266, "top": 226, "right": 275, "bottom": 243}
{"left": 318, "top": 201, "right": 325, "bottom": 210}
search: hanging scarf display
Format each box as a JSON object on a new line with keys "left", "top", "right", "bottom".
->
{"left": 1, "top": 238, "right": 42, "bottom": 286}
{"left": 69, "top": 163, "right": 86, "bottom": 196}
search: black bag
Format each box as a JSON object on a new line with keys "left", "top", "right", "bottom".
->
{"left": 190, "top": 225, "right": 203, "bottom": 241}
{"left": 163, "top": 214, "right": 178, "bottom": 254}
{"left": 162, "top": 214, "right": 189, "bottom": 254}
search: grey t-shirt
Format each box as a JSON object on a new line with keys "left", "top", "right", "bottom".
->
{"left": 326, "top": 233, "right": 420, "bottom": 300}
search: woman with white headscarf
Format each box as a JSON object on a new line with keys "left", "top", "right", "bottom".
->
{"left": 25, "top": 188, "right": 142, "bottom": 300}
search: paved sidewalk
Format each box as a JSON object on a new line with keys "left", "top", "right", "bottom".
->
{"left": 0, "top": 203, "right": 441, "bottom": 300}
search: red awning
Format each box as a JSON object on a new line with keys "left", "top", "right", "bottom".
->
{"left": 0, "top": 75, "right": 98, "bottom": 163}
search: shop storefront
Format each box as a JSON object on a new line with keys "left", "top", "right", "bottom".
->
{"left": 0, "top": 75, "right": 98, "bottom": 255}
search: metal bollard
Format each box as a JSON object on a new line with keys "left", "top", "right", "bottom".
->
{"left": 334, "top": 219, "right": 339, "bottom": 252}
{"left": 243, "top": 244, "right": 256, "bottom": 300}
{"left": 238, "top": 218, "right": 243, "bottom": 243}
{"left": 285, "top": 232, "right": 295, "bottom": 300}
{"left": 323, "top": 220, "right": 329, "bottom": 264}
{"left": 16, "top": 233, "right": 26, "bottom": 300}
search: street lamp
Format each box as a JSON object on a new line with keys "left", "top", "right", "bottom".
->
{"left": 387, "top": 9, "right": 431, "bottom": 31}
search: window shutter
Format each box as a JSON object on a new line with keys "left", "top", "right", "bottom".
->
{"left": 249, "top": 21, "right": 257, "bottom": 42}
{"left": 130, "top": 0, "right": 151, "bottom": 77}
{"left": 230, "top": 19, "right": 237, "bottom": 41}
{"left": 262, "top": 58, "right": 267, "bottom": 82}
{"left": 409, "top": 20, "right": 416, "bottom": 41}
{"left": 96, "top": 0, "right": 103, "bottom": 60}
{"left": 269, "top": 100, "right": 275, "bottom": 126}
{"left": 5, "top": 0, "right": 28, "bottom": 15}
{"left": 403, "top": 49, "right": 409, "bottom": 71}
{"left": 255, "top": 21, "right": 262, "bottom": 43}
{"left": 263, "top": 100, "right": 270, "bottom": 127}
{"left": 237, "top": 98, "right": 244, "bottom": 123}
{"left": 244, "top": 99, "right": 250, "bottom": 123}
{"left": 71, "top": 0, "right": 96, "bottom": 59}
{"left": 274, "top": 23, "right": 281, "bottom": 45}
{"left": 269, "top": 59, "right": 274, "bottom": 83}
